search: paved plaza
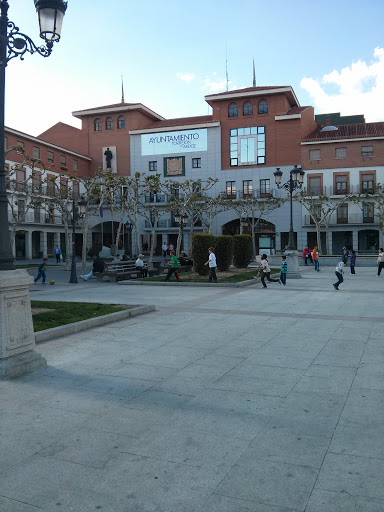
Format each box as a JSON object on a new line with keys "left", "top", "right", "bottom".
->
{"left": 1, "top": 265, "right": 384, "bottom": 511}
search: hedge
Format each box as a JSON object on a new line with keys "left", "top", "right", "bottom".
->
{"left": 191, "top": 234, "right": 216, "bottom": 275}
{"left": 214, "top": 235, "right": 233, "bottom": 271}
{"left": 233, "top": 235, "right": 253, "bottom": 268}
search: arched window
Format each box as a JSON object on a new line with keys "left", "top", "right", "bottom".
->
{"left": 228, "top": 102, "right": 238, "bottom": 117}
{"left": 117, "top": 116, "right": 125, "bottom": 129}
{"left": 106, "top": 117, "right": 113, "bottom": 130}
{"left": 258, "top": 100, "right": 268, "bottom": 114}
{"left": 243, "top": 101, "right": 253, "bottom": 116}
{"left": 94, "top": 118, "right": 102, "bottom": 131}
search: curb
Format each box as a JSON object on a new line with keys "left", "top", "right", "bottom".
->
{"left": 118, "top": 279, "right": 258, "bottom": 288}
{"left": 35, "top": 305, "right": 156, "bottom": 343}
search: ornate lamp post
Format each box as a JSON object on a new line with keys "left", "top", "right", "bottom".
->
{"left": 69, "top": 195, "right": 87, "bottom": 283}
{"left": 0, "top": 0, "right": 67, "bottom": 379}
{"left": 273, "top": 165, "right": 305, "bottom": 278}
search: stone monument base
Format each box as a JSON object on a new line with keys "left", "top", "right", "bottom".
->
{"left": 0, "top": 350, "right": 46, "bottom": 379}
{"left": 284, "top": 251, "right": 302, "bottom": 279}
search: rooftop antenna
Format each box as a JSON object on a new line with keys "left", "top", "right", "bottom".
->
{"left": 253, "top": 58, "right": 256, "bottom": 87}
{"left": 121, "top": 75, "right": 125, "bottom": 103}
{"left": 225, "top": 43, "right": 229, "bottom": 91}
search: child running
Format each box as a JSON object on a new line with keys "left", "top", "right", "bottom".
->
{"left": 260, "top": 254, "right": 280, "bottom": 288}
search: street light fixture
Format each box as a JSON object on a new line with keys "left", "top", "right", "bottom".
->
{"left": 69, "top": 195, "right": 87, "bottom": 284}
{"left": 273, "top": 165, "right": 305, "bottom": 251}
{"left": 0, "top": 0, "right": 67, "bottom": 378}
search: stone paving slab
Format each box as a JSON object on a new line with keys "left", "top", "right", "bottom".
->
{"left": 1, "top": 266, "right": 384, "bottom": 510}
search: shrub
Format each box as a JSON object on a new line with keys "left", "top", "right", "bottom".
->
{"left": 215, "top": 235, "right": 233, "bottom": 271}
{"left": 191, "top": 234, "right": 216, "bottom": 275}
{"left": 233, "top": 235, "right": 252, "bottom": 268}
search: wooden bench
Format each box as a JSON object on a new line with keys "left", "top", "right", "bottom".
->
{"left": 95, "top": 260, "right": 157, "bottom": 282}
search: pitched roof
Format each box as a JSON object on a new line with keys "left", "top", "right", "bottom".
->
{"left": 276, "top": 106, "right": 311, "bottom": 116}
{"left": 205, "top": 86, "right": 289, "bottom": 98}
{"left": 303, "top": 122, "right": 384, "bottom": 142}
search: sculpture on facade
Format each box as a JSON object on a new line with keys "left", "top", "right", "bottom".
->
{"left": 104, "top": 148, "right": 113, "bottom": 168}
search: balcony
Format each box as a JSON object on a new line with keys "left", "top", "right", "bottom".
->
{"left": 303, "top": 213, "right": 377, "bottom": 226}
{"left": 303, "top": 184, "right": 377, "bottom": 197}
{"left": 144, "top": 193, "right": 168, "bottom": 203}
{"left": 227, "top": 189, "right": 280, "bottom": 200}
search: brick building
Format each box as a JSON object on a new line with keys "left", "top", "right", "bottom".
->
{"left": 6, "top": 85, "right": 384, "bottom": 258}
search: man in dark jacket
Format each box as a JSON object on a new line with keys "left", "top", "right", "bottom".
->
{"left": 81, "top": 254, "right": 104, "bottom": 281}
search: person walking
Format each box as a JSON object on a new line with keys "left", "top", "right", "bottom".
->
{"left": 54, "top": 245, "right": 62, "bottom": 263}
{"left": 350, "top": 250, "right": 356, "bottom": 275}
{"left": 165, "top": 251, "right": 180, "bottom": 282}
{"left": 302, "top": 245, "right": 312, "bottom": 265}
{"left": 34, "top": 258, "right": 48, "bottom": 284}
{"left": 135, "top": 254, "right": 148, "bottom": 278}
{"left": 333, "top": 260, "right": 345, "bottom": 290}
{"left": 204, "top": 247, "right": 218, "bottom": 283}
{"left": 377, "top": 248, "right": 384, "bottom": 277}
{"left": 341, "top": 246, "right": 349, "bottom": 266}
{"left": 260, "top": 254, "right": 279, "bottom": 288}
{"left": 162, "top": 242, "right": 168, "bottom": 258}
{"left": 279, "top": 255, "right": 288, "bottom": 285}
{"left": 81, "top": 254, "right": 104, "bottom": 281}
{"left": 312, "top": 245, "right": 320, "bottom": 271}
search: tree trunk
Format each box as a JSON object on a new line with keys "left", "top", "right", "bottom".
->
{"left": 176, "top": 224, "right": 182, "bottom": 258}
{"left": 63, "top": 218, "right": 71, "bottom": 270}
{"left": 316, "top": 223, "right": 321, "bottom": 254}
{"left": 115, "top": 219, "right": 123, "bottom": 255}
{"left": 149, "top": 226, "right": 156, "bottom": 264}
{"left": 134, "top": 209, "right": 140, "bottom": 256}
{"left": 251, "top": 217, "right": 256, "bottom": 258}
{"left": 81, "top": 212, "right": 89, "bottom": 275}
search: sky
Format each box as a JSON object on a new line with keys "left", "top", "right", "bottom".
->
{"left": 5, "top": 0, "right": 384, "bottom": 137}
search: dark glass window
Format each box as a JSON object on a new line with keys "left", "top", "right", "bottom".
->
{"left": 243, "top": 101, "right": 253, "bottom": 116}
{"left": 94, "top": 118, "right": 102, "bottom": 131}
{"left": 106, "top": 117, "right": 113, "bottom": 130}
{"left": 117, "top": 116, "right": 125, "bottom": 129}
{"left": 258, "top": 100, "right": 268, "bottom": 114}
{"left": 192, "top": 158, "right": 201, "bottom": 168}
{"left": 228, "top": 102, "right": 238, "bottom": 117}
{"left": 149, "top": 161, "right": 157, "bottom": 172}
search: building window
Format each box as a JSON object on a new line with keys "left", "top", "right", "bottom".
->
{"left": 260, "top": 179, "right": 270, "bottom": 197}
{"left": 363, "top": 202, "right": 374, "bottom": 223}
{"left": 16, "top": 141, "right": 24, "bottom": 153}
{"left": 60, "top": 156, "right": 67, "bottom": 169}
{"left": 361, "top": 145, "right": 373, "bottom": 157}
{"left": 106, "top": 117, "right": 113, "bottom": 130}
{"left": 60, "top": 178, "right": 68, "bottom": 198}
{"left": 243, "top": 101, "right": 253, "bottom": 116}
{"left": 310, "top": 204, "right": 322, "bottom": 225}
{"left": 47, "top": 175, "right": 56, "bottom": 196}
{"left": 335, "top": 175, "right": 348, "bottom": 194}
{"left": 309, "top": 149, "right": 320, "bottom": 161}
{"left": 337, "top": 204, "right": 348, "bottom": 224}
{"left": 32, "top": 147, "right": 40, "bottom": 160}
{"left": 117, "top": 116, "right": 125, "bottom": 129}
{"left": 16, "top": 168, "right": 26, "bottom": 192}
{"left": 73, "top": 159, "right": 78, "bottom": 171}
{"left": 361, "top": 173, "right": 375, "bottom": 193}
{"left": 94, "top": 118, "right": 102, "bottom": 131}
{"left": 34, "top": 206, "right": 41, "bottom": 223}
{"left": 192, "top": 158, "right": 201, "bottom": 168}
{"left": 243, "top": 180, "right": 253, "bottom": 198}
{"left": 228, "top": 102, "right": 238, "bottom": 117}
{"left": 32, "top": 171, "right": 42, "bottom": 192}
{"left": 47, "top": 151, "right": 54, "bottom": 163}
{"left": 149, "top": 161, "right": 157, "bottom": 172}
{"left": 226, "top": 181, "right": 236, "bottom": 199}
{"left": 258, "top": 100, "right": 268, "bottom": 114}
{"left": 335, "top": 147, "right": 347, "bottom": 159}
{"left": 72, "top": 181, "right": 79, "bottom": 200}
{"left": 4, "top": 136, "right": 7, "bottom": 149}
{"left": 230, "top": 126, "right": 266, "bottom": 166}
{"left": 308, "top": 176, "right": 322, "bottom": 195}
{"left": 18, "top": 199, "right": 25, "bottom": 220}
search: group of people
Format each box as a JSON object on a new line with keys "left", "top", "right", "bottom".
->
{"left": 302, "top": 245, "right": 320, "bottom": 271}
{"left": 162, "top": 242, "right": 175, "bottom": 257}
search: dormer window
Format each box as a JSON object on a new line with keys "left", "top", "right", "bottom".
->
{"left": 117, "top": 116, "right": 125, "bottom": 129}
{"left": 258, "top": 99, "right": 268, "bottom": 114}
{"left": 94, "top": 118, "right": 102, "bottom": 131}
{"left": 243, "top": 101, "right": 253, "bottom": 116}
{"left": 228, "top": 102, "right": 238, "bottom": 117}
{"left": 106, "top": 117, "right": 113, "bottom": 130}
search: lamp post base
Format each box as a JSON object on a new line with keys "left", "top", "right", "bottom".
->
{"left": 0, "top": 269, "right": 46, "bottom": 380}
{"left": 284, "top": 251, "right": 302, "bottom": 279}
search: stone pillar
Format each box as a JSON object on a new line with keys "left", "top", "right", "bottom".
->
{"left": 25, "top": 230, "right": 32, "bottom": 260}
{"left": 353, "top": 231, "right": 359, "bottom": 252}
{"left": 275, "top": 232, "right": 281, "bottom": 254}
{"left": 54, "top": 231, "right": 60, "bottom": 248}
{"left": 328, "top": 231, "right": 333, "bottom": 255}
{"left": 0, "top": 270, "right": 47, "bottom": 379}
{"left": 379, "top": 231, "right": 383, "bottom": 249}
{"left": 40, "top": 231, "right": 48, "bottom": 258}
{"left": 285, "top": 250, "right": 302, "bottom": 279}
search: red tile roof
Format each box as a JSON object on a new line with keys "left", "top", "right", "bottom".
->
{"left": 75, "top": 103, "right": 136, "bottom": 112}
{"left": 303, "top": 122, "right": 384, "bottom": 142}
{"left": 143, "top": 115, "right": 215, "bottom": 130}
{"left": 276, "top": 106, "right": 311, "bottom": 116}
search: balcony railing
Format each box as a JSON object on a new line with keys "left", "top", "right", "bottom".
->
{"left": 6, "top": 180, "right": 80, "bottom": 199}
{"left": 303, "top": 213, "right": 377, "bottom": 226}
{"left": 226, "top": 189, "right": 280, "bottom": 200}
{"left": 303, "top": 184, "right": 377, "bottom": 196}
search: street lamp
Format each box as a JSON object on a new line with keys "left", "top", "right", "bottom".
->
{"left": 69, "top": 195, "right": 87, "bottom": 283}
{"left": 0, "top": 0, "right": 67, "bottom": 379}
{"left": 273, "top": 165, "right": 305, "bottom": 251}
{"left": 174, "top": 212, "right": 188, "bottom": 254}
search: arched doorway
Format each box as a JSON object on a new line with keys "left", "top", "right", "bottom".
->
{"left": 222, "top": 218, "right": 276, "bottom": 254}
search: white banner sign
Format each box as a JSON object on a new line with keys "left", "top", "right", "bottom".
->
{"left": 141, "top": 128, "right": 207, "bottom": 156}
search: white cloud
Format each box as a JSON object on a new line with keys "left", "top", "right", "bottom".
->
{"left": 200, "top": 73, "right": 239, "bottom": 94}
{"left": 300, "top": 47, "right": 384, "bottom": 122}
{"left": 176, "top": 73, "right": 195, "bottom": 83}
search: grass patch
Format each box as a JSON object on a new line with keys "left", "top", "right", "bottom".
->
{"left": 138, "top": 268, "right": 279, "bottom": 283}
{"left": 31, "top": 301, "right": 127, "bottom": 332}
